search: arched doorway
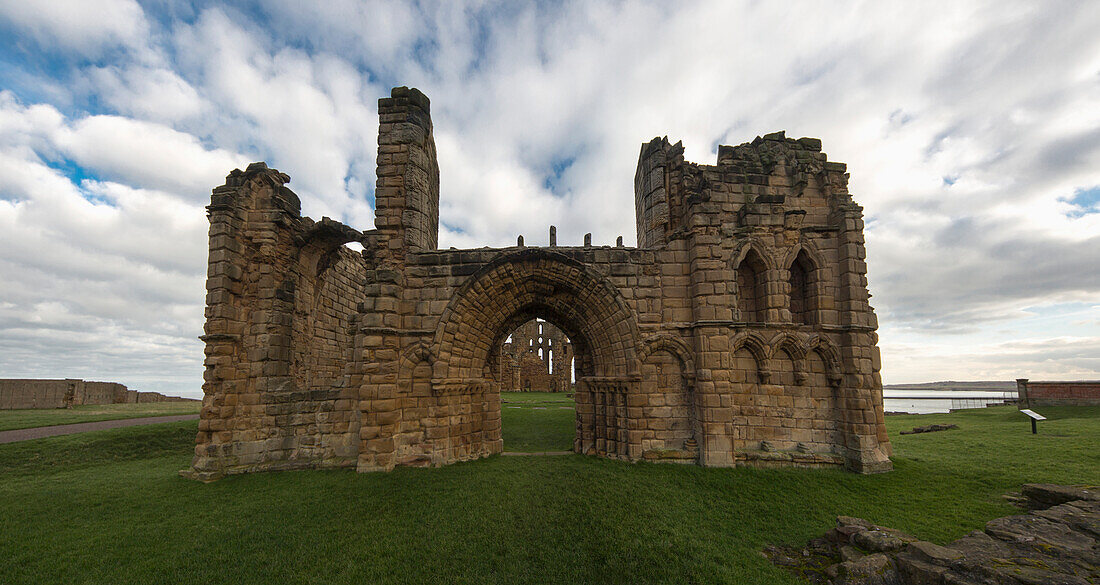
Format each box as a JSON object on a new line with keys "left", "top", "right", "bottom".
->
{"left": 426, "top": 250, "right": 642, "bottom": 463}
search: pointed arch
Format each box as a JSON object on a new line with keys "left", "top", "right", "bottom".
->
{"left": 731, "top": 331, "right": 770, "bottom": 363}
{"left": 399, "top": 341, "right": 436, "bottom": 372}
{"left": 770, "top": 331, "right": 807, "bottom": 361}
{"left": 398, "top": 341, "right": 436, "bottom": 396}
{"left": 783, "top": 241, "right": 830, "bottom": 326}
{"left": 733, "top": 243, "right": 772, "bottom": 323}
{"left": 433, "top": 249, "right": 642, "bottom": 381}
{"left": 781, "top": 241, "right": 826, "bottom": 272}
{"left": 771, "top": 331, "right": 808, "bottom": 385}
{"left": 732, "top": 238, "right": 778, "bottom": 271}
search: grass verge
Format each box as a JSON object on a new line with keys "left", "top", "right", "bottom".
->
{"left": 501, "top": 391, "right": 575, "bottom": 452}
{"left": 0, "top": 402, "right": 200, "bottom": 431}
{"left": 0, "top": 405, "right": 1096, "bottom": 584}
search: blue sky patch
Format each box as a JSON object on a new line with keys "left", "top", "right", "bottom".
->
{"left": 441, "top": 221, "right": 466, "bottom": 235}
{"left": 543, "top": 155, "right": 576, "bottom": 192}
{"left": 49, "top": 158, "right": 103, "bottom": 188}
{"left": 1064, "top": 185, "right": 1100, "bottom": 218}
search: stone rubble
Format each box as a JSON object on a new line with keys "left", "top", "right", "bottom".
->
{"left": 899, "top": 424, "right": 959, "bottom": 435}
{"left": 765, "top": 484, "right": 1100, "bottom": 585}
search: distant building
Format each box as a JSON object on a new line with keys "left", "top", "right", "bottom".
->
{"left": 500, "top": 319, "right": 574, "bottom": 392}
{"left": 0, "top": 379, "right": 194, "bottom": 409}
{"left": 1016, "top": 379, "right": 1100, "bottom": 407}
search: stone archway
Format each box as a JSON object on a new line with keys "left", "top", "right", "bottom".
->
{"left": 435, "top": 249, "right": 640, "bottom": 380}
{"left": 432, "top": 249, "right": 642, "bottom": 460}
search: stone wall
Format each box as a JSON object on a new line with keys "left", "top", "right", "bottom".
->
{"left": 184, "top": 86, "right": 893, "bottom": 481}
{"left": 0, "top": 379, "right": 191, "bottom": 409}
{"left": 1017, "top": 378, "right": 1100, "bottom": 407}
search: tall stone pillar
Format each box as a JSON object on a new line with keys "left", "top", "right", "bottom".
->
{"left": 373, "top": 86, "right": 439, "bottom": 255}
{"left": 833, "top": 203, "right": 891, "bottom": 471}
{"left": 356, "top": 268, "right": 404, "bottom": 472}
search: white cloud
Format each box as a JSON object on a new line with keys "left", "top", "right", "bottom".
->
{"left": 87, "top": 66, "right": 206, "bottom": 123}
{"left": 0, "top": 0, "right": 148, "bottom": 53}
{"left": 171, "top": 7, "right": 380, "bottom": 224}
{"left": 58, "top": 114, "right": 248, "bottom": 200}
{"left": 0, "top": 94, "right": 209, "bottom": 397}
{"left": 1, "top": 0, "right": 1100, "bottom": 394}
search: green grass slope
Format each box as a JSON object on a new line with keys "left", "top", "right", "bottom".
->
{"left": 0, "top": 405, "right": 1096, "bottom": 584}
{"left": 0, "top": 402, "right": 200, "bottom": 432}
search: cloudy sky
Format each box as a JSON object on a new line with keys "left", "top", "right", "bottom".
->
{"left": 0, "top": 1, "right": 1098, "bottom": 398}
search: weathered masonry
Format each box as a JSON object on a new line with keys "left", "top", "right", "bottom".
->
{"left": 184, "top": 86, "right": 892, "bottom": 481}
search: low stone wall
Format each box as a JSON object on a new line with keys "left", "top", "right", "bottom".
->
{"left": 0, "top": 379, "right": 194, "bottom": 410}
{"left": 1017, "top": 378, "right": 1100, "bottom": 407}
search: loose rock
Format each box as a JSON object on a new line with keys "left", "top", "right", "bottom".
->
{"left": 899, "top": 424, "right": 958, "bottom": 435}
{"left": 766, "top": 484, "right": 1100, "bottom": 584}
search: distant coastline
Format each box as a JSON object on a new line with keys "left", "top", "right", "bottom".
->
{"left": 882, "top": 381, "right": 1018, "bottom": 414}
{"left": 884, "top": 381, "right": 1017, "bottom": 392}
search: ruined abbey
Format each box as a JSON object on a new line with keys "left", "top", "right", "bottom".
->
{"left": 184, "top": 87, "right": 893, "bottom": 481}
{"left": 500, "top": 319, "right": 574, "bottom": 393}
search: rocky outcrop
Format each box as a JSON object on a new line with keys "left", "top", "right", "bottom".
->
{"left": 765, "top": 484, "right": 1100, "bottom": 584}
{"left": 897, "top": 424, "right": 959, "bottom": 433}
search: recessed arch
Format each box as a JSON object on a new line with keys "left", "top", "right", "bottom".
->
{"left": 731, "top": 331, "right": 770, "bottom": 382}
{"left": 806, "top": 334, "right": 844, "bottom": 386}
{"left": 781, "top": 241, "right": 826, "bottom": 272}
{"left": 770, "top": 331, "right": 806, "bottom": 361}
{"left": 735, "top": 247, "right": 769, "bottom": 323}
{"left": 640, "top": 333, "right": 697, "bottom": 380}
{"left": 783, "top": 242, "right": 828, "bottom": 326}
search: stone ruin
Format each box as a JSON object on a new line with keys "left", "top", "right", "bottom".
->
{"left": 184, "top": 86, "right": 893, "bottom": 481}
{"left": 499, "top": 319, "right": 574, "bottom": 393}
{"left": 0, "top": 378, "right": 193, "bottom": 410}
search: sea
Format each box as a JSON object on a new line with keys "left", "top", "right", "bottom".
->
{"left": 882, "top": 387, "right": 1018, "bottom": 415}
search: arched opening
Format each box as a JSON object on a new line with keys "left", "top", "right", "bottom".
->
{"left": 420, "top": 249, "right": 641, "bottom": 465}
{"left": 789, "top": 251, "right": 816, "bottom": 325}
{"left": 736, "top": 249, "right": 768, "bottom": 323}
{"left": 498, "top": 316, "right": 576, "bottom": 451}
{"left": 498, "top": 318, "right": 574, "bottom": 393}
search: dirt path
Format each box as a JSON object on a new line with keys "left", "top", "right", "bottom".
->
{"left": 0, "top": 415, "right": 200, "bottom": 444}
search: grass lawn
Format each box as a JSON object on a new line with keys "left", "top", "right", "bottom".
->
{"left": 1, "top": 405, "right": 1097, "bottom": 584}
{"left": 500, "top": 391, "right": 574, "bottom": 405}
{"left": 0, "top": 401, "right": 200, "bottom": 432}
{"left": 501, "top": 391, "right": 575, "bottom": 452}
